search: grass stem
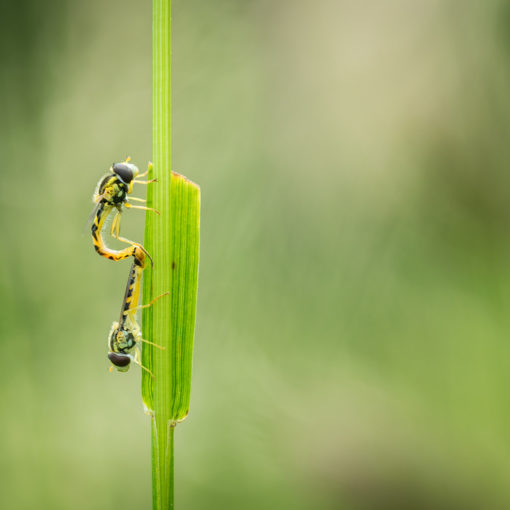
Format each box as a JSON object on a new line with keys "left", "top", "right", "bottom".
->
{"left": 142, "top": 1, "right": 200, "bottom": 508}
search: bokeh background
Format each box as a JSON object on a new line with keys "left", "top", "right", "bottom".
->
{"left": 3, "top": 0, "right": 510, "bottom": 508}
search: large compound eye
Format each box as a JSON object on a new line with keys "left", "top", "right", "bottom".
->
{"left": 112, "top": 162, "right": 138, "bottom": 184}
{"left": 108, "top": 352, "right": 131, "bottom": 367}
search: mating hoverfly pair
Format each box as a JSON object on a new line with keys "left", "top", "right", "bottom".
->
{"left": 90, "top": 158, "right": 167, "bottom": 378}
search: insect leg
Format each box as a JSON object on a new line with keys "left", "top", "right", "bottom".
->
{"left": 125, "top": 292, "right": 169, "bottom": 316}
{"left": 136, "top": 161, "right": 153, "bottom": 178}
{"left": 134, "top": 292, "right": 170, "bottom": 311}
{"left": 133, "top": 179, "right": 158, "bottom": 185}
{"left": 125, "top": 203, "right": 161, "bottom": 215}
{"left": 140, "top": 338, "right": 165, "bottom": 350}
{"left": 132, "top": 348, "right": 155, "bottom": 378}
{"left": 109, "top": 211, "right": 153, "bottom": 266}
{"left": 110, "top": 210, "right": 121, "bottom": 238}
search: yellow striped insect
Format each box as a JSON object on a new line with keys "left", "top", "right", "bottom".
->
{"left": 108, "top": 254, "right": 168, "bottom": 377}
{"left": 90, "top": 158, "right": 158, "bottom": 263}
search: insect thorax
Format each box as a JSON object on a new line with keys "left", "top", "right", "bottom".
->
{"left": 109, "top": 324, "right": 137, "bottom": 354}
{"left": 98, "top": 175, "right": 128, "bottom": 205}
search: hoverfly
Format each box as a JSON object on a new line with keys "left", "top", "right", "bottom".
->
{"left": 90, "top": 157, "right": 159, "bottom": 264}
{"left": 108, "top": 254, "right": 168, "bottom": 377}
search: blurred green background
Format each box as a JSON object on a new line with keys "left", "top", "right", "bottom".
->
{"left": 3, "top": 0, "right": 510, "bottom": 508}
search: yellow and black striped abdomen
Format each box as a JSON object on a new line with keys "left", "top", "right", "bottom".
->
{"left": 91, "top": 200, "right": 139, "bottom": 262}
{"left": 116, "top": 259, "right": 144, "bottom": 338}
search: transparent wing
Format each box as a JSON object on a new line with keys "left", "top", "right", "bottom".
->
{"left": 82, "top": 195, "right": 105, "bottom": 235}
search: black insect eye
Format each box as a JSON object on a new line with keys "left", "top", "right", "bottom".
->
{"left": 108, "top": 352, "right": 131, "bottom": 367}
{"left": 112, "top": 162, "right": 138, "bottom": 184}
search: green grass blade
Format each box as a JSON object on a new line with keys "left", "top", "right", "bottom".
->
{"left": 142, "top": 171, "right": 200, "bottom": 416}
{"left": 142, "top": 0, "right": 201, "bottom": 508}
